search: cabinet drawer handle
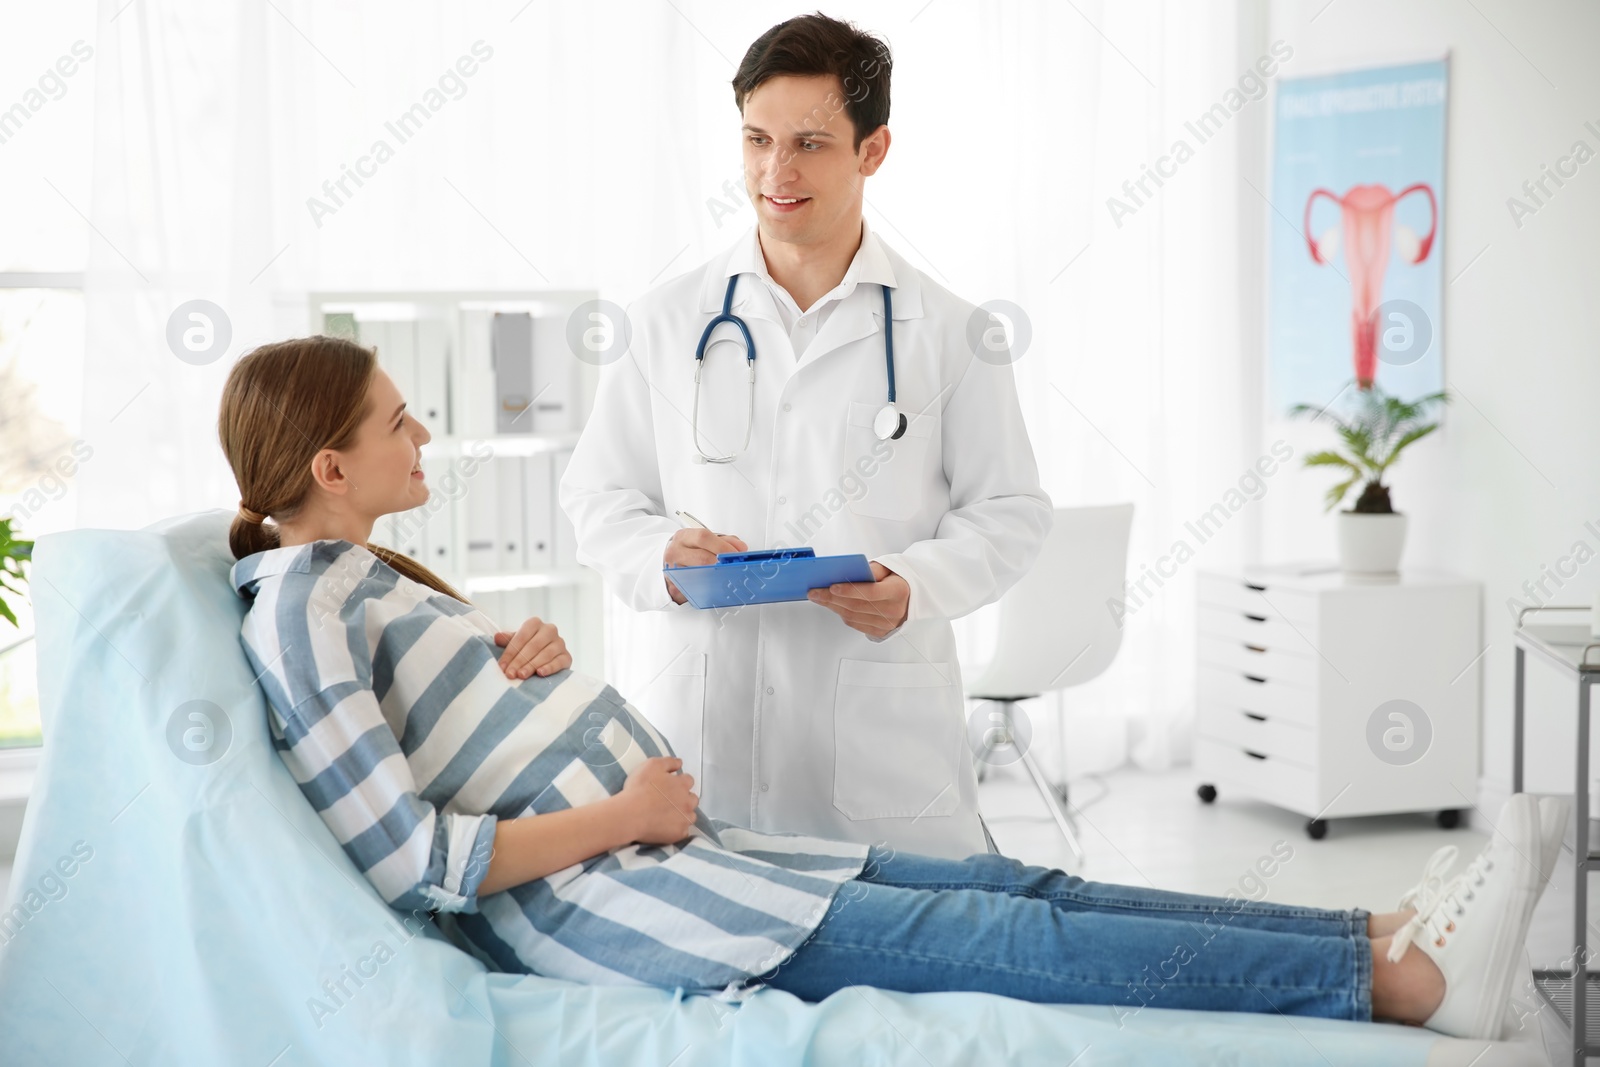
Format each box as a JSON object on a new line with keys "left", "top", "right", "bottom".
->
{"left": 1243, "top": 582, "right": 1267, "bottom": 592}
{"left": 1242, "top": 613, "right": 1267, "bottom": 623}
{"left": 1243, "top": 712, "right": 1267, "bottom": 722}
{"left": 1243, "top": 643, "right": 1266, "bottom": 653}
{"left": 1243, "top": 749, "right": 1268, "bottom": 760}
{"left": 1242, "top": 673, "right": 1267, "bottom": 684}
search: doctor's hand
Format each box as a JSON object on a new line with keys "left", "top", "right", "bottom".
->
{"left": 616, "top": 757, "right": 699, "bottom": 845}
{"left": 495, "top": 618, "right": 572, "bottom": 680}
{"left": 663, "top": 528, "right": 748, "bottom": 604}
{"left": 808, "top": 562, "right": 910, "bottom": 639}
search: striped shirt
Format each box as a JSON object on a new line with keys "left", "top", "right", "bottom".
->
{"left": 230, "top": 539, "right": 868, "bottom": 994}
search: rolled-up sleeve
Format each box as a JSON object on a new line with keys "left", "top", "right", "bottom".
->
{"left": 275, "top": 681, "right": 499, "bottom": 914}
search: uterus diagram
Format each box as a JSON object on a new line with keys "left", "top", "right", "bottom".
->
{"left": 1303, "top": 183, "right": 1438, "bottom": 388}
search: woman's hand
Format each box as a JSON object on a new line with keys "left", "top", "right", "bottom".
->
{"left": 616, "top": 756, "right": 698, "bottom": 845}
{"left": 495, "top": 617, "right": 572, "bottom": 680}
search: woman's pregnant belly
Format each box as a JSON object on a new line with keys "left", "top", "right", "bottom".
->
{"left": 450, "top": 662, "right": 686, "bottom": 823}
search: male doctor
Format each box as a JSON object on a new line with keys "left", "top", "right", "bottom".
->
{"left": 560, "top": 13, "right": 1051, "bottom": 859}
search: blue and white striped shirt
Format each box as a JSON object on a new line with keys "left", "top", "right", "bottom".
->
{"left": 231, "top": 539, "right": 868, "bottom": 993}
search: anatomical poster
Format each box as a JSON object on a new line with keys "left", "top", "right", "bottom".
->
{"left": 1266, "top": 57, "right": 1447, "bottom": 414}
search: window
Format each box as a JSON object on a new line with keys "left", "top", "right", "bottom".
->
{"left": 0, "top": 3, "right": 96, "bottom": 749}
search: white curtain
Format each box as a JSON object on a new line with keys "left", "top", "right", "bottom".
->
{"left": 76, "top": 0, "right": 1259, "bottom": 775}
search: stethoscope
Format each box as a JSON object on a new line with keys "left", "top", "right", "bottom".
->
{"left": 691, "top": 273, "right": 905, "bottom": 464}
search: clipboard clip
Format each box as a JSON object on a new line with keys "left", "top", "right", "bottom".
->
{"left": 715, "top": 548, "right": 816, "bottom": 565}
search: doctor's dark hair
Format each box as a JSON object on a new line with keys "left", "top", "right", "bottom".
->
{"left": 732, "top": 12, "right": 891, "bottom": 152}
{"left": 217, "top": 335, "right": 468, "bottom": 604}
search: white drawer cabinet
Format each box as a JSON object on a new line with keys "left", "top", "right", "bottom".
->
{"left": 1193, "top": 567, "right": 1482, "bottom": 839}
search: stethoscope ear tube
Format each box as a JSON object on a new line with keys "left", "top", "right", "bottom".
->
{"left": 694, "top": 274, "right": 906, "bottom": 456}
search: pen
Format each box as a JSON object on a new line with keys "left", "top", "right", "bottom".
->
{"left": 675, "top": 509, "right": 711, "bottom": 530}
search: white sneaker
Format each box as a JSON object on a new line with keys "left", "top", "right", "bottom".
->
{"left": 1395, "top": 795, "right": 1570, "bottom": 916}
{"left": 1388, "top": 793, "right": 1545, "bottom": 1040}
{"left": 1536, "top": 795, "right": 1571, "bottom": 888}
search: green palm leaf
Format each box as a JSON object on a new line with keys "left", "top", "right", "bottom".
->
{"left": 1324, "top": 474, "right": 1362, "bottom": 511}
{"left": 0, "top": 518, "right": 31, "bottom": 630}
{"left": 1302, "top": 450, "right": 1361, "bottom": 473}
{"left": 1378, "top": 423, "right": 1440, "bottom": 473}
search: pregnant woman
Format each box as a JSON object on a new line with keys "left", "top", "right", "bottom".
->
{"left": 218, "top": 335, "right": 1554, "bottom": 1040}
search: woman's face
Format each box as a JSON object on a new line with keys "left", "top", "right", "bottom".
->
{"left": 334, "top": 367, "right": 432, "bottom": 520}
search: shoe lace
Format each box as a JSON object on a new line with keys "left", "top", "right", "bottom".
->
{"left": 1386, "top": 851, "right": 1493, "bottom": 963}
{"left": 1397, "top": 844, "right": 1460, "bottom": 913}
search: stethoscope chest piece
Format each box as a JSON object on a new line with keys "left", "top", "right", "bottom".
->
{"left": 873, "top": 403, "right": 907, "bottom": 441}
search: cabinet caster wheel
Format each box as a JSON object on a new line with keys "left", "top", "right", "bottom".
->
{"left": 1436, "top": 809, "right": 1461, "bottom": 830}
{"left": 1197, "top": 784, "right": 1217, "bottom": 804}
{"left": 1306, "top": 819, "right": 1328, "bottom": 840}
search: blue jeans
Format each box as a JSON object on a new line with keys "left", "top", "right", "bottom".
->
{"left": 761, "top": 846, "right": 1373, "bottom": 1022}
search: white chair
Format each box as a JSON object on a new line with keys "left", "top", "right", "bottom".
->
{"left": 965, "top": 503, "right": 1134, "bottom": 865}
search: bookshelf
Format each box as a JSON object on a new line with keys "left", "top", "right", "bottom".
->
{"left": 294, "top": 290, "right": 606, "bottom": 678}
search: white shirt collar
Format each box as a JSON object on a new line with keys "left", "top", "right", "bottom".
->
{"left": 724, "top": 218, "right": 898, "bottom": 308}
{"left": 230, "top": 538, "right": 368, "bottom": 594}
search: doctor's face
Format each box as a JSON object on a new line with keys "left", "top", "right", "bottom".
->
{"left": 740, "top": 74, "right": 889, "bottom": 249}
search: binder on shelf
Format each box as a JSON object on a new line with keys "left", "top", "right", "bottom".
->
{"left": 551, "top": 449, "right": 578, "bottom": 569}
{"left": 542, "top": 583, "right": 576, "bottom": 635}
{"left": 458, "top": 308, "right": 497, "bottom": 438}
{"left": 473, "top": 588, "right": 550, "bottom": 634}
{"left": 506, "top": 586, "right": 549, "bottom": 629}
{"left": 357, "top": 319, "right": 385, "bottom": 368}
{"left": 471, "top": 589, "right": 506, "bottom": 629}
{"left": 359, "top": 317, "right": 449, "bottom": 441}
{"left": 421, "top": 456, "right": 456, "bottom": 575}
{"left": 414, "top": 316, "right": 450, "bottom": 437}
{"left": 523, "top": 452, "right": 554, "bottom": 572}
{"left": 381, "top": 505, "right": 427, "bottom": 562}
{"left": 465, "top": 454, "right": 502, "bottom": 574}
{"left": 531, "top": 314, "right": 573, "bottom": 433}
{"left": 496, "top": 455, "right": 527, "bottom": 573}
{"left": 362, "top": 319, "right": 417, "bottom": 413}
{"left": 492, "top": 312, "right": 535, "bottom": 434}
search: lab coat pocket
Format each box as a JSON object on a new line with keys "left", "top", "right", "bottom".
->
{"left": 637, "top": 650, "right": 707, "bottom": 783}
{"left": 832, "top": 658, "right": 963, "bottom": 821}
{"left": 843, "top": 401, "right": 937, "bottom": 521}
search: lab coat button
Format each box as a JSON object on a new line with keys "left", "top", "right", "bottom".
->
{"left": 777, "top": 496, "right": 786, "bottom": 505}
{"left": 760, "top": 783, "right": 769, "bottom": 792}
{"left": 782, "top": 403, "right": 792, "bottom": 412}
{"left": 765, "top": 686, "right": 775, "bottom": 695}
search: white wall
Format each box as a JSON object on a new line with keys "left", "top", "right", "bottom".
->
{"left": 1253, "top": 0, "right": 1600, "bottom": 803}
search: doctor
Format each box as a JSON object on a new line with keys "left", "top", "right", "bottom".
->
{"left": 560, "top": 13, "right": 1051, "bottom": 860}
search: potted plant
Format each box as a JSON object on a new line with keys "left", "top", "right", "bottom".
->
{"left": 0, "top": 516, "right": 32, "bottom": 629}
{"left": 1289, "top": 384, "right": 1449, "bottom": 574}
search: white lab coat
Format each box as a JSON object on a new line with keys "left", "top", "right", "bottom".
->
{"left": 559, "top": 224, "right": 1052, "bottom": 860}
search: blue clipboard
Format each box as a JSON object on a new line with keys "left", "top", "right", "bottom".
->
{"left": 665, "top": 548, "right": 874, "bottom": 609}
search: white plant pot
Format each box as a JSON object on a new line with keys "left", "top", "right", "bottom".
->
{"left": 1337, "top": 511, "right": 1407, "bottom": 574}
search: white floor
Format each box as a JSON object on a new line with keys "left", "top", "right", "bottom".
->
{"left": 978, "top": 761, "right": 1586, "bottom": 1064}
{"left": 980, "top": 760, "right": 1482, "bottom": 911}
